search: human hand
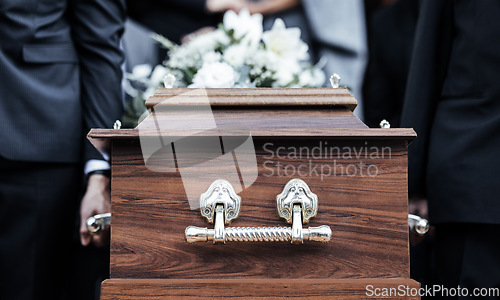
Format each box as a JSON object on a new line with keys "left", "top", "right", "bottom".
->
{"left": 245, "top": 0, "right": 300, "bottom": 15}
{"left": 80, "top": 174, "right": 111, "bottom": 247}
{"left": 206, "top": 0, "right": 246, "bottom": 13}
{"left": 409, "top": 196, "right": 428, "bottom": 220}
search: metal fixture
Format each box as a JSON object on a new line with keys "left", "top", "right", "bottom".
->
{"left": 185, "top": 179, "right": 331, "bottom": 244}
{"left": 86, "top": 212, "right": 112, "bottom": 233}
{"left": 408, "top": 214, "right": 429, "bottom": 235}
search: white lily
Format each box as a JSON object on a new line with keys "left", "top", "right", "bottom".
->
{"left": 263, "top": 18, "right": 309, "bottom": 62}
{"left": 223, "top": 8, "right": 263, "bottom": 49}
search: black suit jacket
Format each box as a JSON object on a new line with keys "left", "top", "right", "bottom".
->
{"left": 127, "top": 0, "right": 219, "bottom": 44}
{"left": 0, "top": 0, "right": 125, "bottom": 164}
{"left": 401, "top": 0, "right": 500, "bottom": 224}
{"left": 363, "top": 0, "right": 419, "bottom": 128}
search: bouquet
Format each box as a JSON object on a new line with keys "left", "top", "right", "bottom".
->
{"left": 123, "top": 9, "right": 325, "bottom": 126}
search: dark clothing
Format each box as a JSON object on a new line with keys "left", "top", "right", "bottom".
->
{"left": 401, "top": 0, "right": 500, "bottom": 224}
{"left": 363, "top": 0, "right": 419, "bottom": 128}
{"left": 362, "top": 1, "right": 433, "bottom": 290}
{"left": 126, "top": 0, "right": 219, "bottom": 65}
{"left": 65, "top": 233, "right": 111, "bottom": 300}
{"left": 127, "top": 0, "right": 219, "bottom": 44}
{"left": 434, "top": 224, "right": 500, "bottom": 299}
{"left": 0, "top": 158, "right": 81, "bottom": 299}
{"left": 0, "top": 0, "right": 125, "bottom": 163}
{"left": 402, "top": 0, "right": 500, "bottom": 296}
{"left": 0, "top": 0, "right": 125, "bottom": 298}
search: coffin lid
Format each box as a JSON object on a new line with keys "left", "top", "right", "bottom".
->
{"left": 88, "top": 88, "right": 416, "bottom": 154}
{"left": 145, "top": 87, "right": 358, "bottom": 110}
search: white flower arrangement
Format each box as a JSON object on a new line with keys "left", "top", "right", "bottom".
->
{"left": 123, "top": 9, "right": 325, "bottom": 126}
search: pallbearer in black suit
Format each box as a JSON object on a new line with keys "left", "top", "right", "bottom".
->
{"left": 402, "top": 0, "right": 500, "bottom": 297}
{"left": 0, "top": 0, "right": 125, "bottom": 299}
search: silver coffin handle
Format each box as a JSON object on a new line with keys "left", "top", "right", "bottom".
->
{"left": 408, "top": 214, "right": 429, "bottom": 235}
{"left": 185, "top": 179, "right": 332, "bottom": 244}
{"left": 86, "top": 213, "right": 112, "bottom": 233}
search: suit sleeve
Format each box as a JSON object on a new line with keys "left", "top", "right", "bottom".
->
{"left": 69, "top": 0, "right": 126, "bottom": 162}
{"left": 400, "top": 0, "right": 453, "bottom": 197}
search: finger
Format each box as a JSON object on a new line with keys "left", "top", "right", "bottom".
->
{"left": 420, "top": 203, "right": 428, "bottom": 219}
{"left": 80, "top": 229, "right": 91, "bottom": 246}
{"left": 80, "top": 217, "right": 92, "bottom": 246}
{"left": 408, "top": 202, "right": 416, "bottom": 214}
{"left": 92, "top": 235, "right": 105, "bottom": 248}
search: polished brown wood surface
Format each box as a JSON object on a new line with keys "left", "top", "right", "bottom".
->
{"left": 110, "top": 138, "right": 409, "bottom": 279}
{"left": 94, "top": 88, "right": 416, "bottom": 299}
{"left": 146, "top": 88, "right": 358, "bottom": 111}
{"left": 139, "top": 107, "right": 368, "bottom": 130}
{"left": 88, "top": 128, "right": 415, "bottom": 156}
{"left": 91, "top": 129, "right": 415, "bottom": 139}
{"left": 101, "top": 278, "right": 420, "bottom": 299}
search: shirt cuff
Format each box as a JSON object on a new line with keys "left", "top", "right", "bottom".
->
{"left": 84, "top": 159, "right": 111, "bottom": 175}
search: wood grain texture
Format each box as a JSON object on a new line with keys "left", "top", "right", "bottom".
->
{"left": 110, "top": 138, "right": 410, "bottom": 280}
{"left": 90, "top": 128, "right": 416, "bottom": 139}
{"left": 88, "top": 128, "right": 416, "bottom": 156}
{"left": 146, "top": 88, "right": 358, "bottom": 111}
{"left": 97, "top": 88, "right": 415, "bottom": 298}
{"left": 139, "top": 107, "right": 368, "bottom": 130}
{"left": 87, "top": 128, "right": 417, "bottom": 157}
{"left": 101, "top": 278, "right": 420, "bottom": 299}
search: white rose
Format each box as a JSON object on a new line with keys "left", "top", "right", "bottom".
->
{"left": 223, "top": 45, "right": 247, "bottom": 67}
{"left": 311, "top": 67, "right": 326, "bottom": 86}
{"left": 189, "top": 61, "right": 236, "bottom": 88}
{"left": 298, "top": 67, "right": 326, "bottom": 87}
{"left": 202, "top": 51, "right": 222, "bottom": 64}
{"left": 188, "top": 32, "right": 219, "bottom": 53}
{"left": 208, "top": 29, "right": 231, "bottom": 47}
{"left": 247, "top": 47, "right": 277, "bottom": 72}
{"left": 167, "top": 46, "right": 200, "bottom": 69}
{"left": 273, "top": 56, "right": 302, "bottom": 86}
{"left": 273, "top": 61, "right": 299, "bottom": 87}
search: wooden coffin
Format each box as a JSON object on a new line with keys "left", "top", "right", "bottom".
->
{"left": 88, "top": 88, "right": 419, "bottom": 299}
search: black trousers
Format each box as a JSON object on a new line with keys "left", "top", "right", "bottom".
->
{"left": 434, "top": 223, "right": 500, "bottom": 299}
{"left": 0, "top": 156, "right": 81, "bottom": 299}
